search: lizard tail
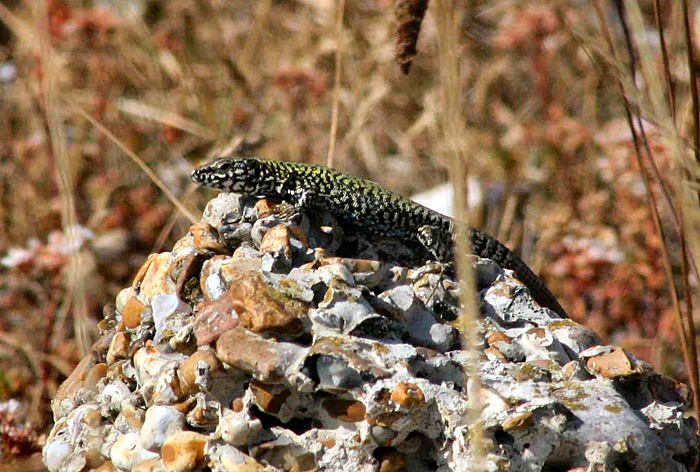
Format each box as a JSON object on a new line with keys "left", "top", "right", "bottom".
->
{"left": 470, "top": 229, "right": 568, "bottom": 318}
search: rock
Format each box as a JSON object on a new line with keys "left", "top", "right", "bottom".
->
{"left": 106, "top": 331, "right": 130, "bottom": 365}
{"left": 140, "top": 405, "right": 185, "bottom": 451}
{"left": 151, "top": 294, "right": 193, "bottom": 344}
{"left": 248, "top": 381, "right": 290, "bottom": 415}
{"left": 218, "top": 410, "right": 263, "bottom": 446}
{"left": 84, "top": 363, "right": 108, "bottom": 392}
{"left": 122, "top": 297, "right": 146, "bottom": 329}
{"left": 581, "top": 345, "right": 652, "bottom": 379}
{"left": 190, "top": 222, "right": 227, "bottom": 254}
{"left": 322, "top": 398, "right": 366, "bottom": 422}
{"left": 178, "top": 350, "right": 221, "bottom": 395}
{"left": 314, "top": 353, "right": 365, "bottom": 391}
{"left": 110, "top": 433, "right": 159, "bottom": 470}
{"left": 215, "top": 327, "right": 305, "bottom": 383}
{"left": 44, "top": 440, "right": 72, "bottom": 472}
{"left": 44, "top": 191, "right": 699, "bottom": 472}
{"left": 52, "top": 356, "right": 93, "bottom": 416}
{"left": 318, "top": 257, "right": 385, "bottom": 288}
{"left": 194, "top": 266, "right": 309, "bottom": 345}
{"left": 379, "top": 285, "right": 456, "bottom": 351}
{"left": 161, "top": 431, "right": 208, "bottom": 472}
{"left": 132, "top": 457, "right": 163, "bottom": 472}
{"left": 138, "top": 253, "right": 177, "bottom": 301}
{"left": 389, "top": 382, "right": 425, "bottom": 409}
{"left": 376, "top": 448, "right": 406, "bottom": 472}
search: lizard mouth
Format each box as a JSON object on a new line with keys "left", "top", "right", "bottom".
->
{"left": 191, "top": 167, "right": 210, "bottom": 185}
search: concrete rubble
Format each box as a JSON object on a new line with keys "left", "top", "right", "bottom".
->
{"left": 44, "top": 193, "right": 699, "bottom": 471}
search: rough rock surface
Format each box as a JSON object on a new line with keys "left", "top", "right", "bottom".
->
{"left": 44, "top": 193, "right": 699, "bottom": 471}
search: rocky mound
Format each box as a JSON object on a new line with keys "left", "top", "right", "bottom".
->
{"left": 44, "top": 193, "right": 698, "bottom": 471}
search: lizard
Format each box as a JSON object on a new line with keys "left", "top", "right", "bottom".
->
{"left": 191, "top": 156, "right": 568, "bottom": 318}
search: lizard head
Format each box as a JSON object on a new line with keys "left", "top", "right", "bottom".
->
{"left": 191, "top": 157, "right": 262, "bottom": 193}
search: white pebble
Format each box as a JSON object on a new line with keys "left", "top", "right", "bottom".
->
{"left": 110, "top": 432, "right": 159, "bottom": 470}
{"left": 44, "top": 440, "right": 72, "bottom": 472}
{"left": 141, "top": 405, "right": 185, "bottom": 451}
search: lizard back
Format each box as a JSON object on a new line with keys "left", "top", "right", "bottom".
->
{"left": 257, "top": 159, "right": 454, "bottom": 244}
{"left": 192, "top": 157, "right": 568, "bottom": 318}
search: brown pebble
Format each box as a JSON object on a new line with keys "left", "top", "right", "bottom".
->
{"left": 121, "top": 297, "right": 146, "bottom": 329}
{"left": 161, "top": 431, "right": 208, "bottom": 472}
{"left": 97, "top": 317, "right": 116, "bottom": 334}
{"left": 585, "top": 347, "right": 640, "bottom": 379}
{"left": 390, "top": 382, "right": 425, "bottom": 409}
{"left": 84, "top": 363, "right": 108, "bottom": 391}
{"left": 179, "top": 350, "right": 222, "bottom": 395}
{"left": 374, "top": 412, "right": 405, "bottom": 427}
{"left": 259, "top": 224, "right": 292, "bottom": 258}
{"left": 172, "top": 397, "right": 196, "bottom": 414}
{"left": 255, "top": 199, "right": 275, "bottom": 217}
{"left": 196, "top": 269, "right": 308, "bottom": 345}
{"left": 215, "top": 327, "right": 289, "bottom": 383}
{"left": 487, "top": 331, "right": 512, "bottom": 346}
{"left": 231, "top": 397, "right": 244, "bottom": 413}
{"left": 322, "top": 398, "right": 366, "bottom": 422}
{"left": 131, "top": 254, "right": 155, "bottom": 291}
{"left": 83, "top": 409, "right": 103, "bottom": 428}
{"left": 190, "top": 222, "right": 226, "bottom": 254}
{"left": 502, "top": 411, "right": 534, "bottom": 431}
{"left": 132, "top": 458, "right": 162, "bottom": 472}
{"left": 376, "top": 449, "right": 406, "bottom": 472}
{"left": 319, "top": 439, "right": 336, "bottom": 449}
{"left": 484, "top": 346, "right": 508, "bottom": 361}
{"left": 106, "top": 332, "right": 130, "bottom": 365}
{"left": 94, "top": 460, "right": 116, "bottom": 472}
{"left": 249, "top": 381, "right": 291, "bottom": 414}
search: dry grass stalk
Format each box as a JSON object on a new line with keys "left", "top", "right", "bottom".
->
{"left": 590, "top": 0, "right": 700, "bottom": 420}
{"left": 326, "top": 0, "right": 345, "bottom": 168}
{"left": 117, "top": 99, "right": 217, "bottom": 140}
{"left": 681, "top": 0, "right": 700, "bottom": 165}
{"left": 33, "top": 0, "right": 94, "bottom": 358}
{"left": 71, "top": 104, "right": 198, "bottom": 224}
{"left": 623, "top": 0, "right": 700, "bottom": 420}
{"left": 434, "top": 0, "right": 488, "bottom": 467}
{"left": 653, "top": 0, "right": 675, "bottom": 118}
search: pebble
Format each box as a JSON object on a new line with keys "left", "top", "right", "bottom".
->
{"left": 110, "top": 433, "right": 159, "bottom": 470}
{"left": 160, "top": 431, "right": 208, "bottom": 472}
{"left": 219, "top": 410, "right": 263, "bottom": 446}
{"left": 140, "top": 405, "right": 185, "bottom": 451}
{"left": 44, "top": 440, "right": 73, "bottom": 472}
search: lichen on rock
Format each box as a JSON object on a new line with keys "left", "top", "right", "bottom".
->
{"left": 44, "top": 193, "right": 699, "bottom": 471}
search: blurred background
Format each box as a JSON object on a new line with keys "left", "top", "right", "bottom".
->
{"left": 0, "top": 0, "right": 699, "bottom": 466}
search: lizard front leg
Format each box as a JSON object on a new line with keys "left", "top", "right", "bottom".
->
{"left": 417, "top": 224, "right": 454, "bottom": 263}
{"left": 417, "top": 224, "right": 456, "bottom": 307}
{"left": 271, "top": 187, "right": 318, "bottom": 221}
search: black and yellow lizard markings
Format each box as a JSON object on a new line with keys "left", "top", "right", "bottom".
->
{"left": 192, "top": 157, "right": 568, "bottom": 318}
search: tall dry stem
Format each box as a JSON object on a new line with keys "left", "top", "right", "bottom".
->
{"left": 434, "top": 0, "right": 488, "bottom": 467}
{"left": 34, "top": 0, "right": 93, "bottom": 357}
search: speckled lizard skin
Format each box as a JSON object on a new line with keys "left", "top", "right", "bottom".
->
{"left": 192, "top": 157, "right": 567, "bottom": 318}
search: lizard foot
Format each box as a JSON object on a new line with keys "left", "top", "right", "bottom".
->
{"left": 271, "top": 202, "right": 303, "bottom": 222}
